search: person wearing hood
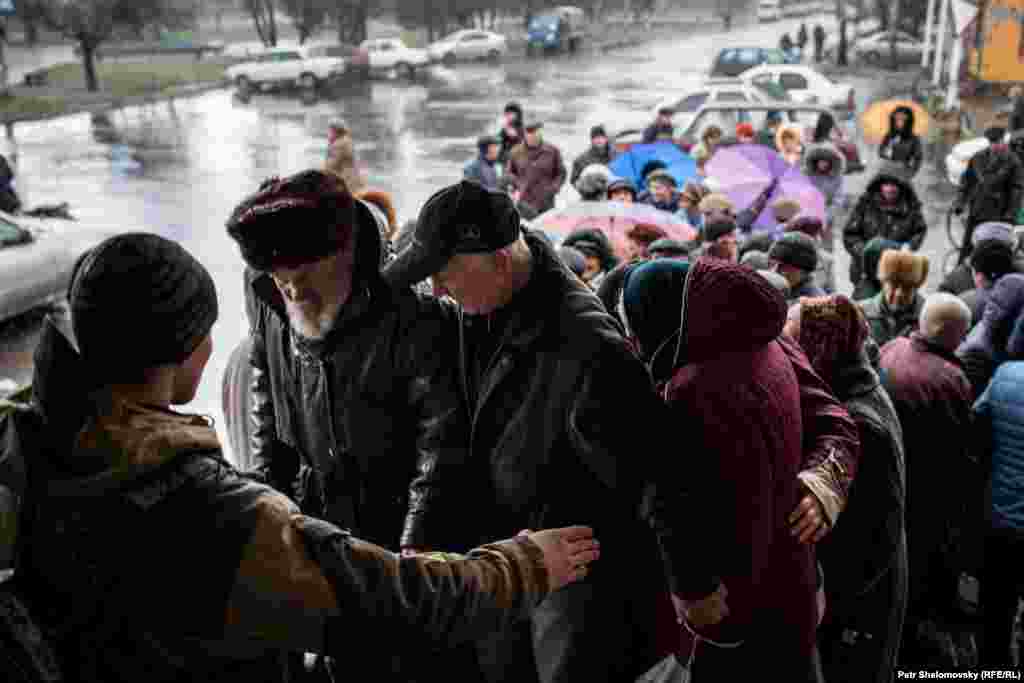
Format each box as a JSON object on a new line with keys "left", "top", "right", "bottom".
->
{"left": 770, "top": 231, "right": 825, "bottom": 301}
{"left": 382, "top": 180, "right": 670, "bottom": 683}
{"left": 325, "top": 118, "right": 366, "bottom": 194}
{"left": 639, "top": 168, "right": 681, "bottom": 213}
{"left": 607, "top": 176, "right": 637, "bottom": 205}
{"left": 859, "top": 250, "right": 930, "bottom": 348}
{"left": 0, "top": 232, "right": 598, "bottom": 682}
{"left": 954, "top": 127, "right": 1024, "bottom": 264}
{"left": 879, "top": 294, "right": 974, "bottom": 670}
{"left": 785, "top": 296, "right": 907, "bottom": 683}
{"left": 506, "top": 121, "right": 567, "bottom": 216}
{"left": 957, "top": 273, "right": 1024, "bottom": 400}
{"left": 626, "top": 259, "right": 860, "bottom": 681}
{"left": 776, "top": 124, "right": 804, "bottom": 166}
{"left": 464, "top": 135, "right": 503, "bottom": 192}
{"left": 939, "top": 221, "right": 1022, "bottom": 296}
{"left": 562, "top": 227, "right": 620, "bottom": 288}
{"left": 570, "top": 125, "right": 614, "bottom": 186}
{"left": 642, "top": 106, "right": 676, "bottom": 144}
{"left": 498, "top": 102, "right": 524, "bottom": 164}
{"left": 879, "top": 106, "right": 923, "bottom": 179}
{"left": 573, "top": 163, "right": 612, "bottom": 201}
{"left": 853, "top": 237, "right": 901, "bottom": 301}
{"left": 227, "top": 171, "right": 465, "bottom": 561}
{"left": 842, "top": 173, "right": 927, "bottom": 286}
{"left": 786, "top": 216, "right": 835, "bottom": 294}
{"left": 803, "top": 140, "right": 846, "bottom": 213}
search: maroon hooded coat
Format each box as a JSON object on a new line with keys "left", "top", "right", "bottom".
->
{"left": 648, "top": 258, "right": 857, "bottom": 677}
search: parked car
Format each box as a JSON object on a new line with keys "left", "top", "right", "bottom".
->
{"left": 758, "top": 0, "right": 782, "bottom": 22}
{"left": 527, "top": 6, "right": 586, "bottom": 55}
{"left": 709, "top": 46, "right": 799, "bottom": 78}
{"left": 640, "top": 78, "right": 791, "bottom": 137}
{"left": 225, "top": 46, "right": 347, "bottom": 91}
{"left": 306, "top": 43, "right": 371, "bottom": 78}
{"left": 742, "top": 63, "right": 856, "bottom": 113}
{"left": 222, "top": 41, "right": 273, "bottom": 60}
{"left": 428, "top": 30, "right": 508, "bottom": 64}
{"left": 0, "top": 213, "right": 114, "bottom": 323}
{"left": 360, "top": 38, "right": 432, "bottom": 78}
{"left": 852, "top": 31, "right": 924, "bottom": 65}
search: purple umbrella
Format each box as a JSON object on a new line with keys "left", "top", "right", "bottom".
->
{"left": 706, "top": 143, "right": 825, "bottom": 233}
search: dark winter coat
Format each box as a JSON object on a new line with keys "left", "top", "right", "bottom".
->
{"left": 645, "top": 259, "right": 860, "bottom": 678}
{"left": 843, "top": 174, "right": 927, "bottom": 283}
{"left": 859, "top": 291, "right": 925, "bottom": 349}
{"left": 408, "top": 232, "right": 666, "bottom": 682}
{"left": 570, "top": 144, "right": 613, "bottom": 186}
{"left": 246, "top": 214, "right": 464, "bottom": 551}
{"left": 506, "top": 142, "right": 567, "bottom": 215}
{"left": 0, "top": 316, "right": 551, "bottom": 683}
{"left": 817, "top": 351, "right": 908, "bottom": 683}
{"left": 879, "top": 107, "right": 923, "bottom": 178}
{"left": 464, "top": 156, "right": 501, "bottom": 192}
{"left": 1010, "top": 96, "right": 1024, "bottom": 133}
{"left": 879, "top": 334, "right": 974, "bottom": 612}
{"left": 955, "top": 145, "right": 1024, "bottom": 225}
{"left": 642, "top": 123, "right": 675, "bottom": 144}
{"left": 957, "top": 273, "right": 1024, "bottom": 399}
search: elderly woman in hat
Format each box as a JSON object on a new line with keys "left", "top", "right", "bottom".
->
{"left": 784, "top": 295, "right": 907, "bottom": 683}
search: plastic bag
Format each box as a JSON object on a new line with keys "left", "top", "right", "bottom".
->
{"left": 636, "top": 654, "right": 690, "bottom": 683}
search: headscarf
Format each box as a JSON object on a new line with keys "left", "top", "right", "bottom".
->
{"left": 621, "top": 259, "right": 691, "bottom": 377}
{"left": 794, "top": 295, "right": 869, "bottom": 383}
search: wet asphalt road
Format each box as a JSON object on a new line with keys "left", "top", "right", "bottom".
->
{"left": 0, "top": 15, "right": 959, "bottom": 452}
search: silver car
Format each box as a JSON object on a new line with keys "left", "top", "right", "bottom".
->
{"left": 0, "top": 213, "right": 113, "bottom": 323}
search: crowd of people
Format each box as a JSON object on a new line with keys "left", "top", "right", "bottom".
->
{"left": 3, "top": 85, "right": 1024, "bottom": 683}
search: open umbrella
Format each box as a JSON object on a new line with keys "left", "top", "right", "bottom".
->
{"left": 706, "top": 144, "right": 825, "bottom": 233}
{"left": 531, "top": 201, "right": 698, "bottom": 260}
{"left": 609, "top": 141, "right": 697, "bottom": 190}
{"left": 860, "top": 99, "right": 930, "bottom": 146}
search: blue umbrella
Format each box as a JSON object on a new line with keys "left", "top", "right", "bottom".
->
{"left": 609, "top": 142, "right": 697, "bottom": 190}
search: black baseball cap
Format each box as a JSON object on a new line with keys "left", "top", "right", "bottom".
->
{"left": 382, "top": 180, "right": 522, "bottom": 288}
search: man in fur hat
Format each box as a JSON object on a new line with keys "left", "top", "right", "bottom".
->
{"left": 226, "top": 170, "right": 465, "bottom": 566}
{"left": 770, "top": 232, "right": 824, "bottom": 301}
{"left": 858, "top": 250, "right": 930, "bottom": 348}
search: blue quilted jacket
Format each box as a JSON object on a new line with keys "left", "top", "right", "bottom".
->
{"left": 974, "top": 360, "right": 1024, "bottom": 531}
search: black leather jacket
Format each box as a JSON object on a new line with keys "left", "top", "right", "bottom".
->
{"left": 247, "top": 222, "right": 465, "bottom": 551}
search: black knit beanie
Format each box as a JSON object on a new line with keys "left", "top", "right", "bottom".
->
{"left": 69, "top": 233, "right": 218, "bottom": 377}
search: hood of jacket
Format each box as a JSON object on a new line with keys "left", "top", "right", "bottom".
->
{"left": 969, "top": 273, "right": 1024, "bottom": 359}
{"left": 863, "top": 172, "right": 921, "bottom": 211}
{"left": 803, "top": 142, "right": 845, "bottom": 178}
{"left": 830, "top": 348, "right": 881, "bottom": 401}
{"left": 682, "top": 257, "right": 787, "bottom": 364}
{"left": 889, "top": 106, "right": 916, "bottom": 136}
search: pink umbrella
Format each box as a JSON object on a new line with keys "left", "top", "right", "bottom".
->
{"left": 532, "top": 201, "right": 698, "bottom": 260}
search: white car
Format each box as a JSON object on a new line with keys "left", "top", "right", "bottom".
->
{"left": 360, "top": 38, "right": 432, "bottom": 77}
{"left": 428, "top": 30, "right": 508, "bottom": 64}
{"left": 742, "top": 64, "right": 856, "bottom": 112}
{"left": 852, "top": 31, "right": 924, "bottom": 65}
{"left": 645, "top": 78, "right": 791, "bottom": 134}
{"left": 225, "top": 46, "right": 347, "bottom": 90}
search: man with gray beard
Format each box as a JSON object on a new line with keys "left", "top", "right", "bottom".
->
{"left": 226, "top": 170, "right": 465, "bottom": 558}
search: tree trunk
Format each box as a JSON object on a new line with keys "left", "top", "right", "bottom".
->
{"left": 81, "top": 41, "right": 100, "bottom": 92}
{"left": 267, "top": 1, "right": 278, "bottom": 47}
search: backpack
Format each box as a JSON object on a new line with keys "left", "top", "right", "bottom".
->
{"left": 0, "top": 393, "right": 62, "bottom": 682}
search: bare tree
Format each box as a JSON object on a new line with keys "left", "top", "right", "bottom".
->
{"left": 244, "top": 0, "right": 278, "bottom": 47}
{"left": 281, "top": 0, "right": 330, "bottom": 44}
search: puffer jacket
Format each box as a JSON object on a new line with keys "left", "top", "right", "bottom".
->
{"left": 957, "top": 273, "right": 1024, "bottom": 399}
{"left": 645, "top": 259, "right": 859, "bottom": 678}
{"left": 859, "top": 291, "right": 925, "bottom": 349}
{"left": 506, "top": 142, "right": 567, "bottom": 214}
{"left": 408, "top": 232, "right": 668, "bottom": 682}
{"left": 0, "top": 315, "right": 551, "bottom": 683}
{"left": 843, "top": 174, "right": 927, "bottom": 275}
{"left": 247, "top": 205, "right": 464, "bottom": 551}
{"left": 956, "top": 145, "right": 1024, "bottom": 225}
{"left": 879, "top": 107, "right": 923, "bottom": 178}
{"left": 975, "top": 361, "right": 1024, "bottom": 532}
